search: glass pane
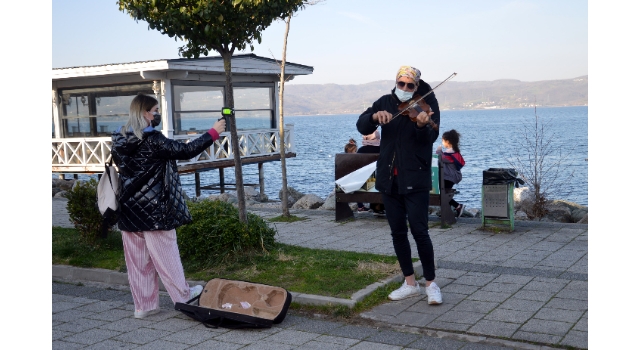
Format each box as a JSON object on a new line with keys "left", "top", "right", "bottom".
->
{"left": 59, "top": 84, "right": 154, "bottom": 137}
{"left": 235, "top": 110, "right": 271, "bottom": 129}
{"left": 174, "top": 112, "right": 218, "bottom": 135}
{"left": 234, "top": 87, "right": 271, "bottom": 109}
{"left": 173, "top": 85, "right": 224, "bottom": 112}
{"left": 95, "top": 96, "right": 135, "bottom": 135}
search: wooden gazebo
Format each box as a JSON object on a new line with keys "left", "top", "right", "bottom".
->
{"left": 51, "top": 54, "right": 313, "bottom": 196}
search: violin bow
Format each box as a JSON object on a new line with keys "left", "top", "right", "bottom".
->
{"left": 389, "top": 72, "right": 458, "bottom": 122}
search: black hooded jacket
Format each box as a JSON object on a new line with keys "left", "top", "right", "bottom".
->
{"left": 111, "top": 128, "right": 215, "bottom": 232}
{"left": 356, "top": 79, "right": 440, "bottom": 194}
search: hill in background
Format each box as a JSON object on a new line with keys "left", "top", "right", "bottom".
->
{"left": 283, "top": 75, "right": 587, "bottom": 115}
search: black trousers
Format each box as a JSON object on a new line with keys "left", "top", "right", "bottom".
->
{"left": 444, "top": 180, "right": 460, "bottom": 208}
{"left": 381, "top": 177, "right": 436, "bottom": 281}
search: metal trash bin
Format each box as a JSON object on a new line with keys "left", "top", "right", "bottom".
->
{"left": 481, "top": 168, "right": 524, "bottom": 231}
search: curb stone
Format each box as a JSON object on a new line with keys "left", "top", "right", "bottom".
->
{"left": 52, "top": 261, "right": 424, "bottom": 308}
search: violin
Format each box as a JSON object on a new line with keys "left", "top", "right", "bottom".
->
{"left": 398, "top": 93, "right": 432, "bottom": 123}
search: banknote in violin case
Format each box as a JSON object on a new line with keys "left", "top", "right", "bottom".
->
{"left": 174, "top": 278, "right": 292, "bottom": 329}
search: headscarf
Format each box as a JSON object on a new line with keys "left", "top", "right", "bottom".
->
{"left": 396, "top": 66, "right": 421, "bottom": 84}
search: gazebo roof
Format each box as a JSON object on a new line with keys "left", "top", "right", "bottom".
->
{"left": 52, "top": 53, "right": 314, "bottom": 80}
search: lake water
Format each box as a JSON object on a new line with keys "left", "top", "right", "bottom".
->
{"left": 182, "top": 106, "right": 588, "bottom": 209}
{"left": 59, "top": 106, "right": 588, "bottom": 210}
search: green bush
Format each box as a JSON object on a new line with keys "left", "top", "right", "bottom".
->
{"left": 65, "top": 178, "right": 105, "bottom": 245}
{"left": 177, "top": 199, "right": 277, "bottom": 269}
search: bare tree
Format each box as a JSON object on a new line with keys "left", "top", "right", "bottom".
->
{"left": 506, "top": 104, "right": 575, "bottom": 219}
{"left": 277, "top": 13, "right": 293, "bottom": 216}
{"left": 273, "top": 0, "right": 323, "bottom": 216}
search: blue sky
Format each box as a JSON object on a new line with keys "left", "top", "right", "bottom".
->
{"left": 52, "top": 0, "right": 587, "bottom": 85}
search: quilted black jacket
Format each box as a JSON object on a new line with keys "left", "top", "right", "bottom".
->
{"left": 356, "top": 79, "right": 440, "bottom": 194}
{"left": 111, "top": 128, "right": 215, "bottom": 232}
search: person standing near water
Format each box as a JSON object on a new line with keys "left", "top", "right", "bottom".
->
{"left": 356, "top": 66, "right": 442, "bottom": 304}
{"left": 111, "top": 93, "right": 226, "bottom": 318}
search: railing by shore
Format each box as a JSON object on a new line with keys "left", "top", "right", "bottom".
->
{"left": 51, "top": 125, "right": 295, "bottom": 173}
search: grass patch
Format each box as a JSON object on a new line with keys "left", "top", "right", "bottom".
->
{"left": 268, "top": 215, "right": 307, "bottom": 223}
{"left": 184, "top": 243, "right": 400, "bottom": 299}
{"left": 52, "top": 227, "right": 126, "bottom": 271}
{"left": 52, "top": 227, "right": 400, "bottom": 300}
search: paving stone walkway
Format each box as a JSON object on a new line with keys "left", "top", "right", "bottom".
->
{"left": 52, "top": 198, "right": 587, "bottom": 349}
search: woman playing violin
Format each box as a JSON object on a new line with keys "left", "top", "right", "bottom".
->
{"left": 356, "top": 65, "right": 442, "bottom": 305}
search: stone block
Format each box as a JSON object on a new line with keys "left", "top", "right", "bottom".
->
{"left": 499, "top": 298, "right": 546, "bottom": 312}
{"left": 520, "top": 319, "right": 573, "bottom": 336}
{"left": 434, "top": 310, "right": 485, "bottom": 325}
{"left": 512, "top": 330, "right": 562, "bottom": 345}
{"left": 468, "top": 320, "right": 520, "bottom": 338}
{"left": 560, "top": 330, "right": 588, "bottom": 349}
{"left": 533, "top": 307, "right": 584, "bottom": 323}
{"left": 486, "top": 308, "right": 536, "bottom": 323}
{"left": 467, "top": 290, "right": 512, "bottom": 303}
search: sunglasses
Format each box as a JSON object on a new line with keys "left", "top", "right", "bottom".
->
{"left": 396, "top": 81, "right": 416, "bottom": 90}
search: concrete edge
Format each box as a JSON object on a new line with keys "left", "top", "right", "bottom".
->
{"left": 53, "top": 263, "right": 418, "bottom": 309}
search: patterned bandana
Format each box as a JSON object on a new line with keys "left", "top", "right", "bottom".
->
{"left": 396, "top": 66, "right": 421, "bottom": 83}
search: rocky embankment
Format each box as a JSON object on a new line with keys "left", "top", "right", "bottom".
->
{"left": 53, "top": 179, "right": 587, "bottom": 224}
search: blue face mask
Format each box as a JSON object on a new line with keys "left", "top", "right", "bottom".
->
{"left": 394, "top": 88, "right": 414, "bottom": 102}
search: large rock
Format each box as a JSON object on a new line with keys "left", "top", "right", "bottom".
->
{"left": 242, "top": 186, "right": 269, "bottom": 202}
{"left": 319, "top": 190, "right": 335, "bottom": 210}
{"left": 53, "top": 179, "right": 76, "bottom": 191}
{"left": 577, "top": 213, "right": 588, "bottom": 224}
{"left": 279, "top": 187, "right": 304, "bottom": 208}
{"left": 547, "top": 199, "right": 588, "bottom": 223}
{"left": 540, "top": 203, "right": 572, "bottom": 223}
{"left": 292, "top": 194, "right": 324, "bottom": 210}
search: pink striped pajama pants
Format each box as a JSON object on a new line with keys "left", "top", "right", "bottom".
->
{"left": 121, "top": 229, "right": 190, "bottom": 312}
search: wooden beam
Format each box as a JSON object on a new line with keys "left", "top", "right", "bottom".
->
{"left": 177, "top": 152, "right": 296, "bottom": 174}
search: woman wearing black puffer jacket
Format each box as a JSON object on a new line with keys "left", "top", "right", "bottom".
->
{"left": 111, "top": 93, "right": 226, "bottom": 319}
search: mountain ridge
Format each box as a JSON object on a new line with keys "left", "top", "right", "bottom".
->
{"left": 283, "top": 75, "right": 588, "bottom": 115}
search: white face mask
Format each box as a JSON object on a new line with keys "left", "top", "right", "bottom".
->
{"left": 394, "top": 88, "right": 414, "bottom": 102}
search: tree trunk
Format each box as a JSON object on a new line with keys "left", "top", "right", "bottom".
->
{"left": 278, "top": 14, "right": 292, "bottom": 217}
{"left": 222, "top": 50, "right": 248, "bottom": 224}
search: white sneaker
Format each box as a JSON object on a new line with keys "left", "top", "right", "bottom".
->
{"left": 190, "top": 285, "right": 203, "bottom": 299}
{"left": 425, "top": 282, "right": 443, "bottom": 304}
{"left": 134, "top": 308, "right": 159, "bottom": 319}
{"left": 388, "top": 280, "right": 421, "bottom": 301}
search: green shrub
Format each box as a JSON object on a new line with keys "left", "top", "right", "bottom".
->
{"left": 65, "top": 178, "right": 105, "bottom": 245}
{"left": 177, "top": 199, "right": 277, "bottom": 269}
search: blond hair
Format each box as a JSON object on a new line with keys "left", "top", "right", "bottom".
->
{"left": 122, "top": 93, "right": 158, "bottom": 139}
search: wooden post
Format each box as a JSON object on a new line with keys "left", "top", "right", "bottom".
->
{"left": 195, "top": 172, "right": 201, "bottom": 198}
{"left": 219, "top": 168, "right": 225, "bottom": 194}
{"left": 73, "top": 174, "right": 78, "bottom": 180}
{"left": 258, "top": 163, "right": 265, "bottom": 197}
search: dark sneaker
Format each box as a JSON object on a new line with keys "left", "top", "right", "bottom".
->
{"left": 357, "top": 206, "right": 370, "bottom": 212}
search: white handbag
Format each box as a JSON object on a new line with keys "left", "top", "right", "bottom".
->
{"left": 97, "top": 158, "right": 120, "bottom": 228}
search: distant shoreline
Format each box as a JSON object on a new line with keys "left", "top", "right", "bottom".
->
{"left": 284, "top": 104, "right": 588, "bottom": 117}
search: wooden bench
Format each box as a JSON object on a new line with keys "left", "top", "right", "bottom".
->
{"left": 334, "top": 153, "right": 457, "bottom": 227}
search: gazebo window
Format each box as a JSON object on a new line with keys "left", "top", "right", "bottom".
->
{"left": 58, "top": 83, "right": 155, "bottom": 138}
{"left": 173, "top": 83, "right": 274, "bottom": 135}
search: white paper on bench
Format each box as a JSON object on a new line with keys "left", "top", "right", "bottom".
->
{"left": 335, "top": 161, "right": 377, "bottom": 194}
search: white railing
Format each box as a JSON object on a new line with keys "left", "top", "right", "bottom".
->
{"left": 52, "top": 125, "right": 295, "bottom": 173}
